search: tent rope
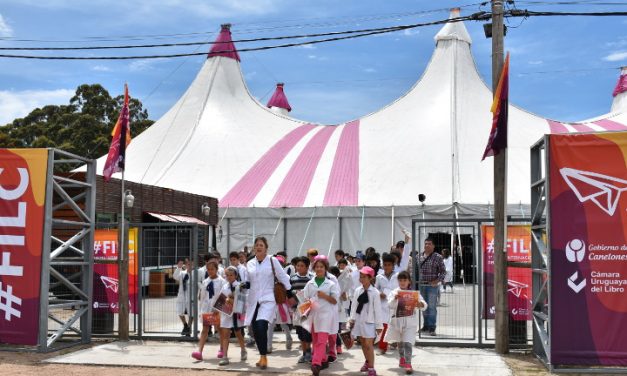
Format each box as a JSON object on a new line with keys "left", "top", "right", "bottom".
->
{"left": 271, "top": 212, "right": 284, "bottom": 241}
{"left": 327, "top": 207, "right": 342, "bottom": 257}
{"left": 359, "top": 205, "right": 366, "bottom": 243}
{"left": 298, "top": 206, "right": 317, "bottom": 255}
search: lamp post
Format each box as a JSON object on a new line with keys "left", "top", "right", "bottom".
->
{"left": 118, "top": 189, "right": 134, "bottom": 341}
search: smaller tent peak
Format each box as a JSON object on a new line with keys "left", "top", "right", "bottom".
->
{"left": 208, "top": 23, "right": 241, "bottom": 61}
{"left": 611, "top": 66, "right": 627, "bottom": 112}
{"left": 267, "top": 82, "right": 292, "bottom": 113}
{"left": 434, "top": 8, "right": 472, "bottom": 45}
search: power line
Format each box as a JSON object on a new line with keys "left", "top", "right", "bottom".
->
{"left": 0, "top": 14, "right": 488, "bottom": 60}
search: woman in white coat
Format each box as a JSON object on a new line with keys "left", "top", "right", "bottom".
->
{"left": 244, "top": 236, "right": 291, "bottom": 370}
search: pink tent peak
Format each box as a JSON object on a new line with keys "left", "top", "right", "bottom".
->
{"left": 208, "top": 24, "right": 240, "bottom": 62}
{"left": 266, "top": 83, "right": 292, "bottom": 112}
{"left": 613, "top": 67, "right": 627, "bottom": 97}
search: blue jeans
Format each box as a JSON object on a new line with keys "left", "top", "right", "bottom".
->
{"left": 419, "top": 285, "right": 439, "bottom": 331}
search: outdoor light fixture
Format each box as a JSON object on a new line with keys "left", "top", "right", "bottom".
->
{"left": 201, "top": 202, "right": 211, "bottom": 216}
{"left": 124, "top": 190, "right": 135, "bottom": 208}
{"left": 418, "top": 194, "right": 426, "bottom": 204}
{"left": 483, "top": 23, "right": 507, "bottom": 39}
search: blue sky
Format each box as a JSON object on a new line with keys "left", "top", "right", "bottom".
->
{"left": 0, "top": 1, "right": 625, "bottom": 126}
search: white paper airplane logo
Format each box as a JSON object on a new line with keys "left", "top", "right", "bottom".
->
{"left": 567, "top": 271, "right": 586, "bottom": 293}
{"left": 560, "top": 168, "right": 627, "bottom": 216}
{"left": 507, "top": 279, "right": 528, "bottom": 298}
{"left": 565, "top": 239, "right": 585, "bottom": 263}
{"left": 100, "top": 276, "right": 119, "bottom": 293}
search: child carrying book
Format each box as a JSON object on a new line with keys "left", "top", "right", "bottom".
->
{"left": 217, "top": 266, "right": 247, "bottom": 366}
{"left": 289, "top": 256, "right": 314, "bottom": 363}
{"left": 385, "top": 271, "right": 427, "bottom": 374}
{"left": 191, "top": 261, "right": 226, "bottom": 361}
{"left": 304, "top": 256, "right": 338, "bottom": 376}
{"left": 348, "top": 266, "right": 383, "bottom": 376}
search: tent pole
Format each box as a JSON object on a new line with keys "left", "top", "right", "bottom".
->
{"left": 391, "top": 205, "right": 395, "bottom": 248}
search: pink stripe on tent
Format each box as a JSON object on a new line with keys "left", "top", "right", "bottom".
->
{"left": 221, "top": 124, "right": 316, "bottom": 207}
{"left": 593, "top": 119, "right": 627, "bottom": 131}
{"left": 324, "top": 120, "right": 360, "bottom": 206}
{"left": 269, "top": 126, "right": 337, "bottom": 207}
{"left": 568, "top": 123, "right": 596, "bottom": 132}
{"left": 547, "top": 120, "right": 569, "bottom": 134}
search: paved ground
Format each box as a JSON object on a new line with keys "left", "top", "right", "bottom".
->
{"left": 44, "top": 339, "right": 512, "bottom": 376}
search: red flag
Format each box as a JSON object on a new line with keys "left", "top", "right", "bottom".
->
{"left": 482, "top": 53, "right": 510, "bottom": 161}
{"left": 103, "top": 84, "right": 131, "bottom": 181}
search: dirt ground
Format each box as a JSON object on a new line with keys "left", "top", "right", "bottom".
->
{"left": 0, "top": 340, "right": 301, "bottom": 376}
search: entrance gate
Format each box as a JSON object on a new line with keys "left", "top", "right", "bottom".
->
{"left": 412, "top": 218, "right": 532, "bottom": 347}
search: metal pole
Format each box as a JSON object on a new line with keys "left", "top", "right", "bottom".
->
{"left": 491, "top": 0, "right": 509, "bottom": 354}
{"left": 118, "top": 171, "right": 129, "bottom": 341}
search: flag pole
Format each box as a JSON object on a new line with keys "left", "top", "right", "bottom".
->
{"left": 118, "top": 169, "right": 129, "bottom": 341}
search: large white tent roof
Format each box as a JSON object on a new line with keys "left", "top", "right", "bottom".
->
{"left": 93, "top": 12, "right": 627, "bottom": 208}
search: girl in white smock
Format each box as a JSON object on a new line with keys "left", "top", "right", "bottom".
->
{"left": 217, "top": 266, "right": 247, "bottom": 366}
{"left": 191, "top": 261, "right": 226, "bottom": 361}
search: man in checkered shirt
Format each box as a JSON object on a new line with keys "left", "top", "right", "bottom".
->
{"left": 418, "top": 237, "right": 446, "bottom": 336}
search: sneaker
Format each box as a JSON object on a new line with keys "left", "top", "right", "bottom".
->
{"left": 286, "top": 337, "right": 293, "bottom": 350}
{"left": 218, "top": 358, "right": 230, "bottom": 366}
{"left": 191, "top": 351, "right": 203, "bottom": 361}
{"left": 328, "top": 356, "right": 336, "bottom": 363}
{"left": 377, "top": 348, "right": 387, "bottom": 355}
{"left": 367, "top": 369, "right": 378, "bottom": 376}
{"left": 304, "top": 352, "right": 312, "bottom": 363}
{"left": 418, "top": 327, "right": 428, "bottom": 334}
{"left": 428, "top": 330, "right": 436, "bottom": 336}
{"left": 240, "top": 350, "right": 247, "bottom": 361}
{"left": 217, "top": 349, "right": 224, "bottom": 359}
{"left": 336, "top": 346, "right": 343, "bottom": 355}
{"left": 399, "top": 357, "right": 407, "bottom": 367}
{"left": 321, "top": 361, "right": 329, "bottom": 370}
{"left": 360, "top": 362, "right": 370, "bottom": 372}
{"left": 405, "top": 364, "right": 413, "bottom": 374}
{"left": 297, "top": 355, "right": 307, "bottom": 363}
{"left": 311, "top": 364, "right": 322, "bottom": 376}
{"left": 181, "top": 325, "right": 189, "bottom": 335}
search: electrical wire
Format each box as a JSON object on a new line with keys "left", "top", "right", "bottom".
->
{"left": 0, "top": 14, "right": 489, "bottom": 60}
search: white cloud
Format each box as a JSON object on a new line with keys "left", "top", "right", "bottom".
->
{"left": 527, "top": 60, "right": 543, "bottom": 65}
{"left": 307, "top": 54, "right": 328, "bottom": 61}
{"left": 129, "top": 58, "right": 166, "bottom": 71}
{"left": 402, "top": 29, "right": 420, "bottom": 37}
{"left": 296, "top": 44, "right": 316, "bottom": 49}
{"left": 363, "top": 67, "right": 376, "bottom": 73}
{"left": 0, "top": 14, "right": 13, "bottom": 37}
{"left": 0, "top": 89, "right": 74, "bottom": 125}
{"left": 604, "top": 51, "right": 627, "bottom": 62}
{"left": 91, "top": 65, "right": 111, "bottom": 72}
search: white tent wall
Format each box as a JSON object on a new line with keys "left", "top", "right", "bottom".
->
{"left": 216, "top": 204, "right": 529, "bottom": 260}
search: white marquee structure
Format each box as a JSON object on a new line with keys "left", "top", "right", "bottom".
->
{"left": 93, "top": 11, "right": 627, "bottom": 256}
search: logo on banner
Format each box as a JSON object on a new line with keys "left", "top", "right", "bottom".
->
{"left": 568, "top": 271, "right": 587, "bottom": 293}
{"left": 507, "top": 279, "right": 528, "bottom": 298}
{"left": 100, "top": 276, "right": 119, "bottom": 293}
{"left": 560, "top": 167, "right": 627, "bottom": 216}
{"left": 565, "top": 239, "right": 586, "bottom": 262}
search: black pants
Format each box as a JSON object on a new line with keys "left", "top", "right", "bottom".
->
{"left": 252, "top": 303, "right": 269, "bottom": 355}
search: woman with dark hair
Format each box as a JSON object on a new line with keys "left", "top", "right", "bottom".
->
{"left": 243, "top": 236, "right": 291, "bottom": 369}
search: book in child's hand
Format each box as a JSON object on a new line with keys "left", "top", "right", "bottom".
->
{"left": 202, "top": 311, "right": 220, "bottom": 326}
{"left": 340, "top": 330, "right": 354, "bottom": 349}
{"left": 295, "top": 289, "right": 306, "bottom": 303}
{"left": 395, "top": 290, "right": 421, "bottom": 318}
{"left": 213, "top": 293, "right": 234, "bottom": 316}
{"left": 297, "top": 301, "right": 312, "bottom": 317}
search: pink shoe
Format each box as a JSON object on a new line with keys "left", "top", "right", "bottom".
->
{"left": 217, "top": 349, "right": 224, "bottom": 359}
{"left": 399, "top": 357, "right": 407, "bottom": 367}
{"left": 367, "top": 369, "right": 377, "bottom": 376}
{"left": 191, "top": 351, "right": 203, "bottom": 361}
{"left": 360, "top": 362, "right": 370, "bottom": 372}
{"left": 404, "top": 364, "right": 413, "bottom": 374}
{"left": 336, "top": 346, "right": 343, "bottom": 355}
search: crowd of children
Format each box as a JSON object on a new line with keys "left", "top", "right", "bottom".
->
{"left": 174, "top": 232, "right": 429, "bottom": 375}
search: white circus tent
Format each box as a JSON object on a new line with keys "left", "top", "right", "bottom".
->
{"left": 92, "top": 11, "right": 627, "bottom": 256}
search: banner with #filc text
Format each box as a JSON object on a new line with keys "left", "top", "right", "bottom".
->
{"left": 0, "top": 149, "right": 48, "bottom": 346}
{"left": 549, "top": 132, "right": 627, "bottom": 366}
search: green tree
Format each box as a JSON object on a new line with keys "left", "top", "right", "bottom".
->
{"left": 0, "top": 84, "right": 154, "bottom": 164}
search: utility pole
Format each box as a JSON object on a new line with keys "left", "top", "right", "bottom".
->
{"left": 491, "top": 0, "right": 509, "bottom": 354}
{"left": 118, "top": 177, "right": 129, "bottom": 341}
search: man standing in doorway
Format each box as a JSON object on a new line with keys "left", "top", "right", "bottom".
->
{"left": 418, "top": 237, "right": 445, "bottom": 336}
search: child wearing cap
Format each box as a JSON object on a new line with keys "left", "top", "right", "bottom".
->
{"left": 348, "top": 266, "right": 383, "bottom": 376}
